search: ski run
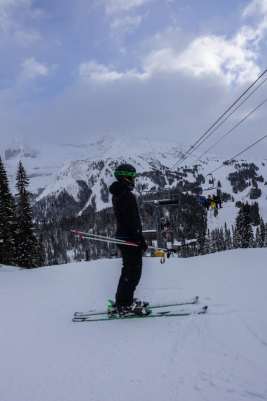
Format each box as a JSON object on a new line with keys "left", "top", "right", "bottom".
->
{"left": 0, "top": 248, "right": 267, "bottom": 401}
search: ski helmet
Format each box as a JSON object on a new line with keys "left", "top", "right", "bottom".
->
{"left": 114, "top": 163, "right": 137, "bottom": 179}
{"left": 114, "top": 164, "right": 137, "bottom": 188}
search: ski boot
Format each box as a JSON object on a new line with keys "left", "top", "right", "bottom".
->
{"left": 107, "top": 299, "right": 151, "bottom": 317}
{"left": 107, "top": 301, "right": 132, "bottom": 317}
{"left": 107, "top": 299, "right": 118, "bottom": 316}
{"left": 129, "top": 298, "right": 151, "bottom": 316}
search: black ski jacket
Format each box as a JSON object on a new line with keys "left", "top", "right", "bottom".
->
{"left": 109, "top": 181, "right": 145, "bottom": 246}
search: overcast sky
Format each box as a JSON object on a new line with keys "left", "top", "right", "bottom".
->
{"left": 1, "top": 0, "right": 267, "bottom": 158}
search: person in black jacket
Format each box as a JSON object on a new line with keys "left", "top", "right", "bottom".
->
{"left": 109, "top": 163, "right": 148, "bottom": 315}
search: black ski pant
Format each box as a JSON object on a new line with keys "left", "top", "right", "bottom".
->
{"left": 115, "top": 245, "right": 143, "bottom": 307}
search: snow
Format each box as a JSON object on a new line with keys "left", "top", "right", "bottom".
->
{"left": 173, "top": 238, "right": 197, "bottom": 245}
{"left": 1, "top": 136, "right": 182, "bottom": 196}
{"left": 204, "top": 159, "right": 267, "bottom": 230}
{"left": 2, "top": 137, "right": 267, "bottom": 230}
{"left": 1, "top": 249, "right": 267, "bottom": 401}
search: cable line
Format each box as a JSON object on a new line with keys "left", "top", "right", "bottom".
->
{"left": 207, "top": 134, "right": 267, "bottom": 176}
{"left": 172, "top": 68, "right": 267, "bottom": 168}
{"left": 196, "top": 96, "right": 267, "bottom": 162}
{"left": 190, "top": 77, "right": 267, "bottom": 160}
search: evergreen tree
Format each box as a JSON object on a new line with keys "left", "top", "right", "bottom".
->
{"left": 15, "top": 161, "right": 39, "bottom": 268}
{"left": 219, "top": 227, "right": 226, "bottom": 251}
{"left": 224, "top": 223, "right": 232, "bottom": 250}
{"left": 255, "top": 227, "right": 261, "bottom": 248}
{"left": 259, "top": 218, "right": 265, "bottom": 248}
{"left": 0, "top": 157, "right": 17, "bottom": 265}
{"left": 264, "top": 223, "right": 267, "bottom": 247}
{"left": 250, "top": 202, "right": 261, "bottom": 225}
{"left": 232, "top": 225, "right": 240, "bottom": 249}
{"left": 210, "top": 229, "right": 218, "bottom": 252}
{"left": 210, "top": 228, "right": 226, "bottom": 252}
{"left": 35, "top": 230, "right": 46, "bottom": 266}
{"left": 203, "top": 229, "right": 211, "bottom": 254}
{"left": 235, "top": 203, "right": 254, "bottom": 248}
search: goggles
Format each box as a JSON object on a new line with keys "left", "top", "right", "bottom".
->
{"left": 115, "top": 170, "right": 137, "bottom": 178}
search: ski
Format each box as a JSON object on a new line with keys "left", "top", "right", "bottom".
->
{"left": 73, "top": 296, "right": 199, "bottom": 318}
{"left": 72, "top": 305, "right": 208, "bottom": 322}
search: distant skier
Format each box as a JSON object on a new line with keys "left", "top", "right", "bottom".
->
{"left": 204, "top": 194, "right": 211, "bottom": 210}
{"left": 109, "top": 163, "right": 149, "bottom": 316}
{"left": 213, "top": 194, "right": 222, "bottom": 209}
{"left": 196, "top": 195, "right": 208, "bottom": 208}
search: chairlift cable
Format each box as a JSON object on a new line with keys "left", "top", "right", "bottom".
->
{"left": 190, "top": 78, "right": 267, "bottom": 161}
{"left": 208, "top": 134, "right": 267, "bottom": 176}
{"left": 172, "top": 68, "right": 267, "bottom": 168}
{"left": 196, "top": 96, "right": 267, "bottom": 162}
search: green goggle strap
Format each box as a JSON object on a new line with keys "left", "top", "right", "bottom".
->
{"left": 115, "top": 170, "right": 137, "bottom": 178}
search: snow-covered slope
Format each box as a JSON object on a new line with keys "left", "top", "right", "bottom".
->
{"left": 2, "top": 136, "right": 267, "bottom": 229}
{"left": 34, "top": 151, "right": 267, "bottom": 230}
{"left": 0, "top": 249, "right": 267, "bottom": 401}
{"left": 206, "top": 159, "right": 267, "bottom": 230}
{"left": 1, "top": 136, "right": 183, "bottom": 195}
{"left": 33, "top": 136, "right": 185, "bottom": 211}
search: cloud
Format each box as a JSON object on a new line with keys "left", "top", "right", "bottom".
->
{"left": 110, "top": 14, "right": 143, "bottom": 33}
{"left": 81, "top": 0, "right": 267, "bottom": 87}
{"left": 0, "top": 0, "right": 30, "bottom": 30}
{"left": 20, "top": 57, "right": 49, "bottom": 80}
{"left": 79, "top": 62, "right": 123, "bottom": 82}
{"left": 243, "top": 0, "right": 267, "bottom": 18}
{"left": 143, "top": 33, "right": 260, "bottom": 85}
{"left": 104, "top": 0, "right": 151, "bottom": 15}
{"left": 79, "top": 61, "right": 147, "bottom": 82}
{"left": 101, "top": 0, "right": 152, "bottom": 36}
{"left": 0, "top": 0, "right": 41, "bottom": 45}
{"left": 13, "top": 29, "right": 41, "bottom": 46}
{"left": 79, "top": 31, "right": 261, "bottom": 86}
{"left": 241, "top": 0, "right": 267, "bottom": 53}
{"left": 1, "top": 0, "right": 267, "bottom": 160}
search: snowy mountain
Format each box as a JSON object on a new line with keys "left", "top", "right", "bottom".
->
{"left": 0, "top": 248, "right": 267, "bottom": 401}
{"left": 2, "top": 136, "right": 267, "bottom": 230}
{"left": 1, "top": 136, "right": 183, "bottom": 196}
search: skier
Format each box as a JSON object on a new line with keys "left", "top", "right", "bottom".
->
{"left": 196, "top": 194, "right": 208, "bottom": 208}
{"left": 213, "top": 193, "right": 222, "bottom": 209}
{"left": 109, "top": 163, "right": 149, "bottom": 316}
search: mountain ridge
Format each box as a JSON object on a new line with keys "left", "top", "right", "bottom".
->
{"left": 2, "top": 137, "right": 267, "bottom": 231}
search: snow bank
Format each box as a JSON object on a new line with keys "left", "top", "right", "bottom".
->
{"left": 0, "top": 249, "right": 267, "bottom": 401}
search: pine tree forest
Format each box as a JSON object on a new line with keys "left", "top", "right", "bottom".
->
{"left": 0, "top": 159, "right": 42, "bottom": 268}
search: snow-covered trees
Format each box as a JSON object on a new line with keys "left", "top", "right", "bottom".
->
{"left": 256, "top": 219, "right": 266, "bottom": 248}
{"left": 15, "top": 161, "right": 39, "bottom": 267}
{"left": 0, "top": 158, "right": 17, "bottom": 265}
{"left": 235, "top": 203, "right": 254, "bottom": 248}
{"left": 202, "top": 206, "right": 265, "bottom": 255}
{"left": 0, "top": 159, "right": 40, "bottom": 268}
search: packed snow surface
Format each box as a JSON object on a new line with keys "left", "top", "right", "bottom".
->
{"left": 0, "top": 249, "right": 267, "bottom": 401}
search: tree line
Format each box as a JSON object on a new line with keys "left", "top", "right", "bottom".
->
{"left": 0, "top": 158, "right": 43, "bottom": 268}
{"left": 1, "top": 156, "right": 266, "bottom": 267}
{"left": 202, "top": 202, "right": 267, "bottom": 256}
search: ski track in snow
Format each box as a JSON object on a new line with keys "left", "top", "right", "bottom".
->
{"left": 0, "top": 249, "right": 267, "bottom": 401}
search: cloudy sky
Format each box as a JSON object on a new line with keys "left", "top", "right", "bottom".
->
{"left": 1, "top": 0, "right": 267, "bottom": 158}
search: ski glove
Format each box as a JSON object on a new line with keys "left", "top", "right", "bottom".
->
{"left": 140, "top": 237, "right": 148, "bottom": 252}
